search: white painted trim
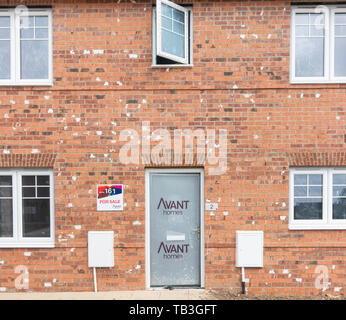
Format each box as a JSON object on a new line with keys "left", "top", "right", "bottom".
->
{"left": 152, "top": 8, "right": 156, "bottom": 67}
{"left": 0, "top": 169, "right": 55, "bottom": 248}
{"left": 151, "top": 64, "right": 193, "bottom": 68}
{"left": 145, "top": 170, "right": 150, "bottom": 289}
{"left": 289, "top": 167, "right": 346, "bottom": 230}
{"left": 145, "top": 168, "right": 204, "bottom": 289}
{"left": 0, "top": 8, "right": 53, "bottom": 86}
{"left": 290, "top": 79, "right": 346, "bottom": 84}
{"left": 188, "top": 7, "right": 194, "bottom": 67}
{"left": 0, "top": 242, "right": 54, "bottom": 248}
{"left": 289, "top": 224, "right": 346, "bottom": 230}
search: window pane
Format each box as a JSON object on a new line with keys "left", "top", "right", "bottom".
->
{"left": 20, "top": 16, "right": 34, "bottom": 27}
{"left": 335, "top": 13, "right": 346, "bottom": 24}
{"left": 22, "top": 199, "right": 50, "bottom": 237}
{"left": 333, "top": 174, "right": 346, "bottom": 185}
{"left": 173, "top": 9, "right": 184, "bottom": 23}
{"left": 20, "top": 40, "right": 48, "bottom": 79}
{"left": 294, "top": 186, "right": 307, "bottom": 196}
{"left": 35, "top": 16, "right": 48, "bottom": 27}
{"left": 0, "top": 199, "right": 13, "bottom": 237}
{"left": 173, "top": 20, "right": 184, "bottom": 35}
{"left": 296, "top": 26, "right": 309, "bottom": 36}
{"left": 159, "top": 3, "right": 186, "bottom": 60}
{"left": 332, "top": 173, "right": 346, "bottom": 219}
{"left": 309, "top": 174, "right": 322, "bottom": 185}
{"left": 294, "top": 198, "right": 322, "bottom": 219}
{"left": 334, "top": 38, "right": 346, "bottom": 77}
{"left": 333, "top": 198, "right": 346, "bottom": 219}
{"left": 162, "top": 3, "right": 172, "bottom": 18}
{"left": 333, "top": 186, "right": 346, "bottom": 197}
{"left": 310, "top": 13, "right": 324, "bottom": 26}
{"left": 295, "top": 37, "right": 324, "bottom": 77}
{"left": 162, "top": 29, "right": 185, "bottom": 58}
{"left": 0, "top": 187, "right": 12, "bottom": 198}
{"left": 310, "top": 25, "right": 324, "bottom": 36}
{"left": 0, "top": 16, "right": 10, "bottom": 27}
{"left": 20, "top": 28, "right": 34, "bottom": 39}
{"left": 0, "top": 28, "right": 10, "bottom": 39}
{"left": 294, "top": 174, "right": 307, "bottom": 185}
{"left": 22, "top": 187, "right": 35, "bottom": 197}
{"left": 22, "top": 176, "right": 35, "bottom": 186}
{"left": 162, "top": 16, "right": 172, "bottom": 30}
{"left": 37, "top": 187, "right": 49, "bottom": 197}
{"left": 0, "top": 176, "right": 12, "bottom": 186}
{"left": 295, "top": 13, "right": 309, "bottom": 25}
{"left": 0, "top": 40, "right": 10, "bottom": 79}
{"left": 35, "top": 28, "right": 48, "bottom": 39}
{"left": 309, "top": 186, "right": 322, "bottom": 196}
{"left": 335, "top": 25, "right": 346, "bottom": 36}
{"left": 37, "top": 176, "right": 49, "bottom": 185}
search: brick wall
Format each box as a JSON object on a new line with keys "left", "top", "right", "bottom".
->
{"left": 0, "top": 0, "right": 345, "bottom": 295}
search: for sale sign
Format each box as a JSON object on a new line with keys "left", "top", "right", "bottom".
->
{"left": 97, "top": 184, "right": 123, "bottom": 211}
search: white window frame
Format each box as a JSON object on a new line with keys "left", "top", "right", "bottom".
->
{"left": 0, "top": 11, "right": 15, "bottom": 83}
{"left": 0, "top": 8, "right": 52, "bottom": 86}
{"left": 289, "top": 167, "right": 346, "bottom": 230}
{"left": 330, "top": 7, "right": 346, "bottom": 81}
{"left": 152, "top": 0, "right": 193, "bottom": 67}
{"left": 0, "top": 169, "right": 54, "bottom": 248}
{"left": 290, "top": 5, "right": 346, "bottom": 83}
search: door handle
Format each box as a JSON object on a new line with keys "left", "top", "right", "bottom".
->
{"left": 191, "top": 227, "right": 200, "bottom": 240}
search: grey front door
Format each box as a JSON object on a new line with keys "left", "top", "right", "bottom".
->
{"left": 149, "top": 172, "right": 201, "bottom": 287}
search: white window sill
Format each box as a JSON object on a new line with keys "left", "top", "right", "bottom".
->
{"left": 151, "top": 64, "right": 193, "bottom": 68}
{"left": 289, "top": 224, "right": 346, "bottom": 230}
{"left": 290, "top": 78, "right": 346, "bottom": 84}
{"left": 0, "top": 241, "right": 55, "bottom": 248}
{"left": 0, "top": 82, "right": 53, "bottom": 87}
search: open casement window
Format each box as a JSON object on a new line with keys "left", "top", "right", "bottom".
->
{"left": 291, "top": 5, "right": 346, "bottom": 83}
{"left": 289, "top": 168, "right": 346, "bottom": 230}
{"left": 0, "top": 8, "right": 52, "bottom": 86}
{"left": 155, "top": 0, "right": 191, "bottom": 65}
{"left": 0, "top": 169, "right": 54, "bottom": 247}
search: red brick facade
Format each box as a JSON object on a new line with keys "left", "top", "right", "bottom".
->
{"left": 0, "top": 0, "right": 345, "bottom": 296}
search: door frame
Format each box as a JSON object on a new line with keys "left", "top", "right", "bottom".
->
{"left": 145, "top": 168, "right": 205, "bottom": 289}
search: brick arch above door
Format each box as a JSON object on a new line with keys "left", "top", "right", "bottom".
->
{"left": 0, "top": 153, "right": 57, "bottom": 168}
{"left": 286, "top": 152, "right": 346, "bottom": 167}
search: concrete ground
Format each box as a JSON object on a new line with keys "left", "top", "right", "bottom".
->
{"left": 0, "top": 289, "right": 214, "bottom": 300}
{"left": 1, "top": 290, "right": 343, "bottom": 300}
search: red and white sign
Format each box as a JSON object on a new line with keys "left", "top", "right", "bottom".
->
{"left": 97, "top": 184, "right": 123, "bottom": 211}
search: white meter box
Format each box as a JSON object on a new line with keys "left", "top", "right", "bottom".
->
{"left": 88, "top": 231, "right": 114, "bottom": 267}
{"left": 236, "top": 231, "right": 263, "bottom": 268}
